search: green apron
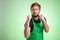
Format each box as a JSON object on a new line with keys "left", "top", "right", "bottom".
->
{"left": 27, "top": 17, "right": 44, "bottom": 40}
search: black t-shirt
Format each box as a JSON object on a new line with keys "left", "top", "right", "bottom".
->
{"left": 29, "top": 17, "right": 47, "bottom": 32}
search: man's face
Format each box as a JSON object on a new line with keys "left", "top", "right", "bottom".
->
{"left": 31, "top": 6, "right": 40, "bottom": 17}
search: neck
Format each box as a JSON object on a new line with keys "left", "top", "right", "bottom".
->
{"left": 34, "top": 17, "right": 38, "bottom": 20}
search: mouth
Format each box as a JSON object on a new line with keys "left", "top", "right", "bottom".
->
{"left": 32, "top": 14, "right": 39, "bottom": 18}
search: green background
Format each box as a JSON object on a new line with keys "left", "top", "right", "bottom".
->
{"left": 0, "top": 0, "right": 60, "bottom": 40}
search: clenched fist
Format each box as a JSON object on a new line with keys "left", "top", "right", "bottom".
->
{"left": 40, "top": 15, "right": 45, "bottom": 22}
{"left": 27, "top": 15, "right": 32, "bottom": 21}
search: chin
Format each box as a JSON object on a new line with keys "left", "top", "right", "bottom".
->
{"left": 32, "top": 14, "right": 39, "bottom": 17}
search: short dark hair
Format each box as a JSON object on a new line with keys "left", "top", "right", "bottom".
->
{"left": 31, "top": 2, "right": 41, "bottom": 10}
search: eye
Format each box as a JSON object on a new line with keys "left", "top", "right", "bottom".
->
{"left": 36, "top": 9, "right": 38, "bottom": 10}
{"left": 32, "top": 9, "right": 35, "bottom": 10}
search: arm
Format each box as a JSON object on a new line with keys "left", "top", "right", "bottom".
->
{"left": 24, "top": 15, "right": 31, "bottom": 38}
{"left": 40, "top": 15, "right": 49, "bottom": 33}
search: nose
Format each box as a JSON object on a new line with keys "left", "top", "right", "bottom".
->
{"left": 34, "top": 9, "right": 36, "bottom": 12}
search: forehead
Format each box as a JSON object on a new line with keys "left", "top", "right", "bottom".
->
{"left": 31, "top": 6, "right": 39, "bottom": 9}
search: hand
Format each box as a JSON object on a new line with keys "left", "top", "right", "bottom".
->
{"left": 27, "top": 15, "right": 32, "bottom": 21}
{"left": 40, "top": 15, "right": 45, "bottom": 22}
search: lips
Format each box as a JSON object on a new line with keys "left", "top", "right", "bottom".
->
{"left": 32, "top": 14, "right": 39, "bottom": 18}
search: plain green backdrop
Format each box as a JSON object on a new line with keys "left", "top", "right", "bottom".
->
{"left": 0, "top": 0, "right": 60, "bottom": 40}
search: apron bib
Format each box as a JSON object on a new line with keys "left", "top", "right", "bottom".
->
{"left": 27, "top": 17, "right": 44, "bottom": 40}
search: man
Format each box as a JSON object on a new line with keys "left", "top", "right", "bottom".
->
{"left": 24, "top": 2, "right": 49, "bottom": 40}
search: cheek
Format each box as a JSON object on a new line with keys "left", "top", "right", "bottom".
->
{"left": 36, "top": 10, "right": 40, "bottom": 13}
{"left": 37, "top": 10, "right": 40, "bottom": 12}
{"left": 31, "top": 10, "right": 35, "bottom": 14}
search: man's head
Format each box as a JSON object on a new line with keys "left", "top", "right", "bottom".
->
{"left": 30, "top": 2, "right": 41, "bottom": 17}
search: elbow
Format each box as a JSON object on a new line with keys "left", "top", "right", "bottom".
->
{"left": 24, "top": 30, "right": 30, "bottom": 38}
{"left": 45, "top": 30, "right": 49, "bottom": 33}
{"left": 24, "top": 35, "right": 29, "bottom": 38}
{"left": 44, "top": 27, "right": 49, "bottom": 33}
{"left": 45, "top": 28, "right": 49, "bottom": 33}
{"left": 44, "top": 25, "right": 49, "bottom": 33}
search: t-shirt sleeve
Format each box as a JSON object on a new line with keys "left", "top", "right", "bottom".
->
{"left": 29, "top": 19, "right": 34, "bottom": 32}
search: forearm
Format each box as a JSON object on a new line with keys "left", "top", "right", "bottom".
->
{"left": 24, "top": 20, "right": 31, "bottom": 38}
{"left": 43, "top": 20, "right": 49, "bottom": 33}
